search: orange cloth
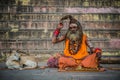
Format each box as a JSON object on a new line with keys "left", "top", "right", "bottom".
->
{"left": 58, "top": 56, "right": 78, "bottom": 69}
{"left": 64, "top": 34, "right": 89, "bottom": 59}
{"left": 58, "top": 50, "right": 102, "bottom": 69}
{"left": 81, "top": 49, "right": 102, "bottom": 68}
{"left": 81, "top": 53, "right": 98, "bottom": 68}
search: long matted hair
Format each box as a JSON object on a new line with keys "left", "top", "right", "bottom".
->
{"left": 60, "top": 15, "right": 83, "bottom": 54}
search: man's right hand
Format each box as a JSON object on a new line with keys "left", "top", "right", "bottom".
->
{"left": 57, "top": 23, "right": 63, "bottom": 29}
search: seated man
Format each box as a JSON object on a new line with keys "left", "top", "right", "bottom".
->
{"left": 47, "top": 15, "right": 105, "bottom": 71}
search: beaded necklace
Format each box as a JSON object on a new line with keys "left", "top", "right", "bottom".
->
{"left": 68, "top": 40, "right": 81, "bottom": 55}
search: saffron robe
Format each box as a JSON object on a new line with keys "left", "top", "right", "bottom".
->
{"left": 64, "top": 34, "right": 89, "bottom": 60}
{"left": 63, "top": 34, "right": 101, "bottom": 68}
{"left": 47, "top": 34, "right": 101, "bottom": 69}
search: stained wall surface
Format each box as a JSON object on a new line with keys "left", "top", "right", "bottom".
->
{"left": 0, "top": 0, "right": 119, "bottom": 60}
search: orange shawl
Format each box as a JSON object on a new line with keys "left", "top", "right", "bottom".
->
{"left": 64, "top": 34, "right": 89, "bottom": 59}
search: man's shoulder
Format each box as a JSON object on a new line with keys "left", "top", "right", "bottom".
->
{"left": 83, "top": 34, "right": 87, "bottom": 37}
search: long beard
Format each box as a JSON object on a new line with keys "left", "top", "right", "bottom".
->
{"left": 66, "top": 30, "right": 83, "bottom": 55}
{"left": 66, "top": 30, "right": 80, "bottom": 41}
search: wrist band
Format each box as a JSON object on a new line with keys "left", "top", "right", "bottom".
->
{"left": 53, "top": 28, "right": 60, "bottom": 37}
{"left": 94, "top": 48, "right": 102, "bottom": 53}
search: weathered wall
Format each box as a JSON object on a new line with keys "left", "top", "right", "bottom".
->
{"left": 0, "top": 0, "right": 120, "bottom": 62}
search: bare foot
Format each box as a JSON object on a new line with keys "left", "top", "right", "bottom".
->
{"left": 39, "top": 66, "right": 47, "bottom": 69}
{"left": 99, "top": 68, "right": 106, "bottom": 72}
{"left": 58, "top": 69, "right": 66, "bottom": 72}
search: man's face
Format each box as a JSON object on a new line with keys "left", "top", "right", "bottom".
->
{"left": 66, "top": 24, "right": 80, "bottom": 41}
{"left": 69, "top": 24, "right": 78, "bottom": 33}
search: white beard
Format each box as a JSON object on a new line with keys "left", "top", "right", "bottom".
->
{"left": 66, "top": 30, "right": 80, "bottom": 41}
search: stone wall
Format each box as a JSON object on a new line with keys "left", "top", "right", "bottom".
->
{"left": 0, "top": 0, "right": 120, "bottom": 62}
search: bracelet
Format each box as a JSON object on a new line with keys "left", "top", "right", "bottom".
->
{"left": 53, "top": 28, "right": 60, "bottom": 37}
{"left": 94, "top": 48, "right": 102, "bottom": 53}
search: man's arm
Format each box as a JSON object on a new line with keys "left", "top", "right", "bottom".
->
{"left": 52, "top": 35, "right": 65, "bottom": 43}
{"left": 52, "top": 23, "right": 65, "bottom": 44}
{"left": 85, "top": 36, "right": 94, "bottom": 54}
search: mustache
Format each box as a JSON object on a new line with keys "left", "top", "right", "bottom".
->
{"left": 66, "top": 30, "right": 80, "bottom": 41}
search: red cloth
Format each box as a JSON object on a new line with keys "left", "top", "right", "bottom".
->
{"left": 94, "top": 48, "right": 102, "bottom": 53}
{"left": 53, "top": 28, "right": 60, "bottom": 37}
{"left": 47, "top": 57, "right": 58, "bottom": 68}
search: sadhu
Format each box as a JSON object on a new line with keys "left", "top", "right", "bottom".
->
{"left": 47, "top": 15, "right": 105, "bottom": 71}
